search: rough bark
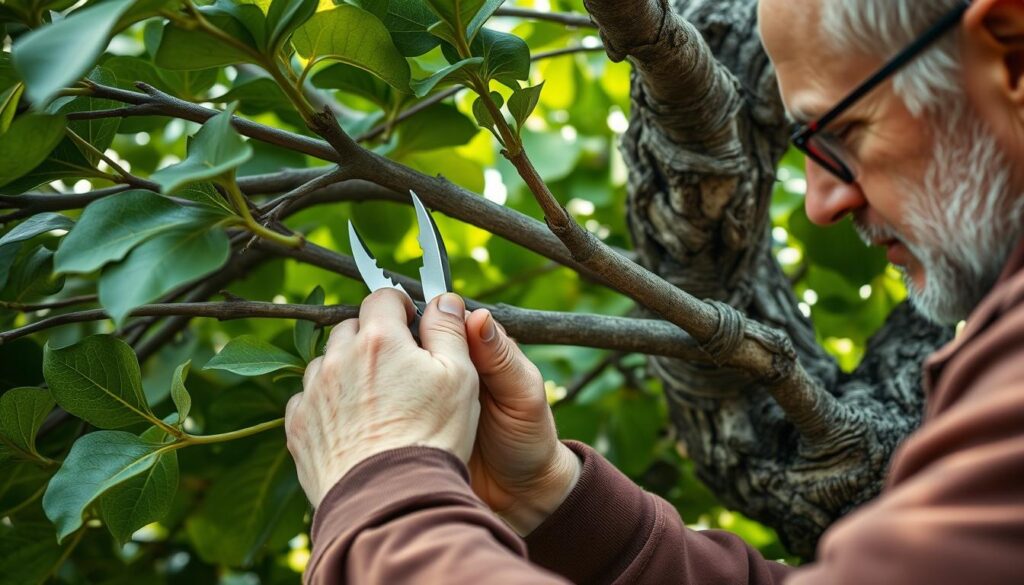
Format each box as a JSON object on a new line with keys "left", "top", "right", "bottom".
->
{"left": 586, "top": 0, "right": 954, "bottom": 556}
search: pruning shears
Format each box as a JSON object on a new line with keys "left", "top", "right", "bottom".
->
{"left": 347, "top": 190, "right": 453, "bottom": 316}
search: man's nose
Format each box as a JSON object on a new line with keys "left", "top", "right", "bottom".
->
{"left": 803, "top": 160, "right": 867, "bottom": 225}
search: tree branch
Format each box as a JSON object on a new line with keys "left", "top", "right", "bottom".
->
{"left": 0, "top": 300, "right": 705, "bottom": 360}
{"left": 84, "top": 81, "right": 338, "bottom": 162}
{"left": 494, "top": 7, "right": 596, "bottom": 28}
{"left": 582, "top": 0, "right": 746, "bottom": 152}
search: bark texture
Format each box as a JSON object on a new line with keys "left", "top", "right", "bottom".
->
{"left": 587, "top": 0, "right": 954, "bottom": 556}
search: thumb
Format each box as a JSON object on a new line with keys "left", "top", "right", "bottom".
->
{"left": 467, "top": 310, "right": 544, "bottom": 405}
{"left": 419, "top": 293, "right": 471, "bottom": 363}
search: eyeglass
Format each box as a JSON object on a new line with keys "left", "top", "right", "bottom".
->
{"left": 790, "top": 1, "right": 973, "bottom": 184}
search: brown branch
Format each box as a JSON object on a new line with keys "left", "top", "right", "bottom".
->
{"left": 0, "top": 186, "right": 130, "bottom": 223}
{"left": 582, "top": 0, "right": 744, "bottom": 153}
{"left": 1, "top": 300, "right": 705, "bottom": 361}
{"left": 556, "top": 351, "right": 624, "bottom": 407}
{"left": 71, "top": 52, "right": 833, "bottom": 443}
{"left": 1, "top": 295, "right": 98, "bottom": 312}
{"left": 84, "top": 81, "right": 338, "bottom": 162}
{"left": 494, "top": 7, "right": 596, "bottom": 28}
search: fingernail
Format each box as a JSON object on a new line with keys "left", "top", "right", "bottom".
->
{"left": 481, "top": 313, "right": 497, "bottom": 343}
{"left": 438, "top": 293, "right": 464, "bottom": 318}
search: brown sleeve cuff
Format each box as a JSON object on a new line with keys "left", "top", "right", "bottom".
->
{"left": 524, "top": 440, "right": 656, "bottom": 584}
{"left": 308, "top": 446, "right": 482, "bottom": 574}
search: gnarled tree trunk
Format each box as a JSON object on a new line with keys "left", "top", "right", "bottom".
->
{"left": 585, "top": 0, "right": 953, "bottom": 556}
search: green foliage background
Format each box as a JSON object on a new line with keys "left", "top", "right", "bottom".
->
{"left": 0, "top": 0, "right": 907, "bottom": 582}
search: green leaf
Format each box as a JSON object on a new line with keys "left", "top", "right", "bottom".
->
{"left": 395, "top": 102, "right": 477, "bottom": 155}
{"left": 471, "top": 91, "right": 503, "bottom": 138}
{"left": 170, "top": 360, "right": 192, "bottom": 423}
{"left": 266, "top": 0, "right": 318, "bottom": 50}
{"left": 312, "top": 63, "right": 394, "bottom": 109}
{"left": 150, "top": 105, "right": 253, "bottom": 194}
{"left": 508, "top": 81, "right": 543, "bottom": 130}
{"left": 98, "top": 220, "right": 231, "bottom": 327}
{"left": 204, "top": 335, "right": 304, "bottom": 376}
{"left": 205, "top": 0, "right": 269, "bottom": 50}
{"left": 293, "top": 286, "right": 324, "bottom": 362}
{"left": 0, "top": 246, "right": 64, "bottom": 304}
{"left": 186, "top": 438, "right": 305, "bottom": 566}
{"left": 54, "top": 190, "right": 207, "bottom": 274}
{"left": 352, "top": 0, "right": 440, "bottom": 57}
{"left": 0, "top": 83, "right": 24, "bottom": 134}
{"left": 475, "top": 28, "right": 529, "bottom": 87}
{"left": 98, "top": 426, "right": 179, "bottom": 544}
{"left": 174, "top": 182, "right": 235, "bottom": 216}
{"left": 214, "top": 77, "right": 293, "bottom": 116}
{"left": 292, "top": 4, "right": 411, "bottom": 92}
{"left": 465, "top": 0, "right": 503, "bottom": 44}
{"left": 0, "top": 114, "right": 66, "bottom": 189}
{"left": 0, "top": 387, "right": 54, "bottom": 457}
{"left": 12, "top": 0, "right": 135, "bottom": 106}
{"left": 409, "top": 56, "right": 481, "bottom": 97}
{"left": 0, "top": 213, "right": 74, "bottom": 248}
{"left": 0, "top": 522, "right": 72, "bottom": 585}
{"left": 423, "top": 0, "right": 500, "bottom": 46}
{"left": 43, "top": 334, "right": 153, "bottom": 429}
{"left": 42, "top": 430, "right": 169, "bottom": 542}
{"left": 155, "top": 15, "right": 258, "bottom": 71}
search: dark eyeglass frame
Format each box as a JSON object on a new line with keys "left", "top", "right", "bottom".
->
{"left": 790, "top": 0, "right": 973, "bottom": 184}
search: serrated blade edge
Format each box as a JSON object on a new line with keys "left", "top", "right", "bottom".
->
{"left": 348, "top": 220, "right": 407, "bottom": 296}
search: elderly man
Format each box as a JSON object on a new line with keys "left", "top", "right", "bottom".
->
{"left": 284, "top": 0, "right": 1024, "bottom": 582}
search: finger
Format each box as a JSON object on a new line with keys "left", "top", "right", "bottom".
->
{"left": 303, "top": 356, "right": 324, "bottom": 389}
{"left": 284, "top": 392, "right": 306, "bottom": 439}
{"left": 466, "top": 309, "right": 543, "bottom": 405}
{"left": 418, "top": 293, "right": 471, "bottom": 364}
{"left": 357, "top": 289, "right": 417, "bottom": 346}
{"left": 324, "top": 318, "right": 358, "bottom": 355}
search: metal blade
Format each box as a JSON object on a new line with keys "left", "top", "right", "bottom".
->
{"left": 348, "top": 220, "right": 408, "bottom": 297}
{"left": 410, "top": 190, "right": 452, "bottom": 304}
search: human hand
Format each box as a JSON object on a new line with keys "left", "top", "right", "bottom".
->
{"left": 285, "top": 289, "right": 480, "bottom": 508}
{"left": 464, "top": 310, "right": 582, "bottom": 535}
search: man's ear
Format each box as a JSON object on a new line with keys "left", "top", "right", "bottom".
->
{"left": 964, "top": 0, "right": 1024, "bottom": 107}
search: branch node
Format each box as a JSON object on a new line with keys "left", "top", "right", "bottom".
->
{"left": 701, "top": 300, "right": 746, "bottom": 366}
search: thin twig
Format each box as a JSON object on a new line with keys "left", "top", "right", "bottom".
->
{"left": 260, "top": 165, "right": 350, "bottom": 221}
{"left": 1, "top": 295, "right": 98, "bottom": 312}
{"left": 556, "top": 351, "right": 625, "bottom": 407}
{"left": 494, "top": 7, "right": 596, "bottom": 28}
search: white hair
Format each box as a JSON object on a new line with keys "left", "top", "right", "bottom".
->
{"left": 823, "top": 0, "right": 964, "bottom": 116}
{"left": 855, "top": 95, "right": 1024, "bottom": 324}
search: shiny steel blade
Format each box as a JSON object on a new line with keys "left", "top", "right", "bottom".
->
{"left": 348, "top": 220, "right": 408, "bottom": 297}
{"left": 410, "top": 190, "right": 452, "bottom": 304}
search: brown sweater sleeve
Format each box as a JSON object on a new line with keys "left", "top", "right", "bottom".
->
{"left": 306, "top": 440, "right": 792, "bottom": 585}
{"left": 526, "top": 441, "right": 794, "bottom": 585}
{"left": 305, "top": 446, "right": 570, "bottom": 584}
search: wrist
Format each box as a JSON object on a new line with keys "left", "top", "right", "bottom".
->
{"left": 501, "top": 442, "right": 582, "bottom": 536}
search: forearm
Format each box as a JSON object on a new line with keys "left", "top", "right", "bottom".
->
{"left": 526, "top": 441, "right": 794, "bottom": 585}
{"left": 307, "top": 446, "right": 569, "bottom": 584}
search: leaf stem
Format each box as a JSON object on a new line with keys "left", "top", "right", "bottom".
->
{"left": 46, "top": 526, "right": 87, "bottom": 581}
{"left": 221, "top": 174, "right": 304, "bottom": 248}
{"left": 0, "top": 481, "right": 48, "bottom": 518}
{"left": 182, "top": 417, "right": 285, "bottom": 445}
{"left": 472, "top": 76, "right": 520, "bottom": 154}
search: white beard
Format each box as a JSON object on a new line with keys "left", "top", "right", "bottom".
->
{"left": 856, "top": 101, "right": 1024, "bottom": 326}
